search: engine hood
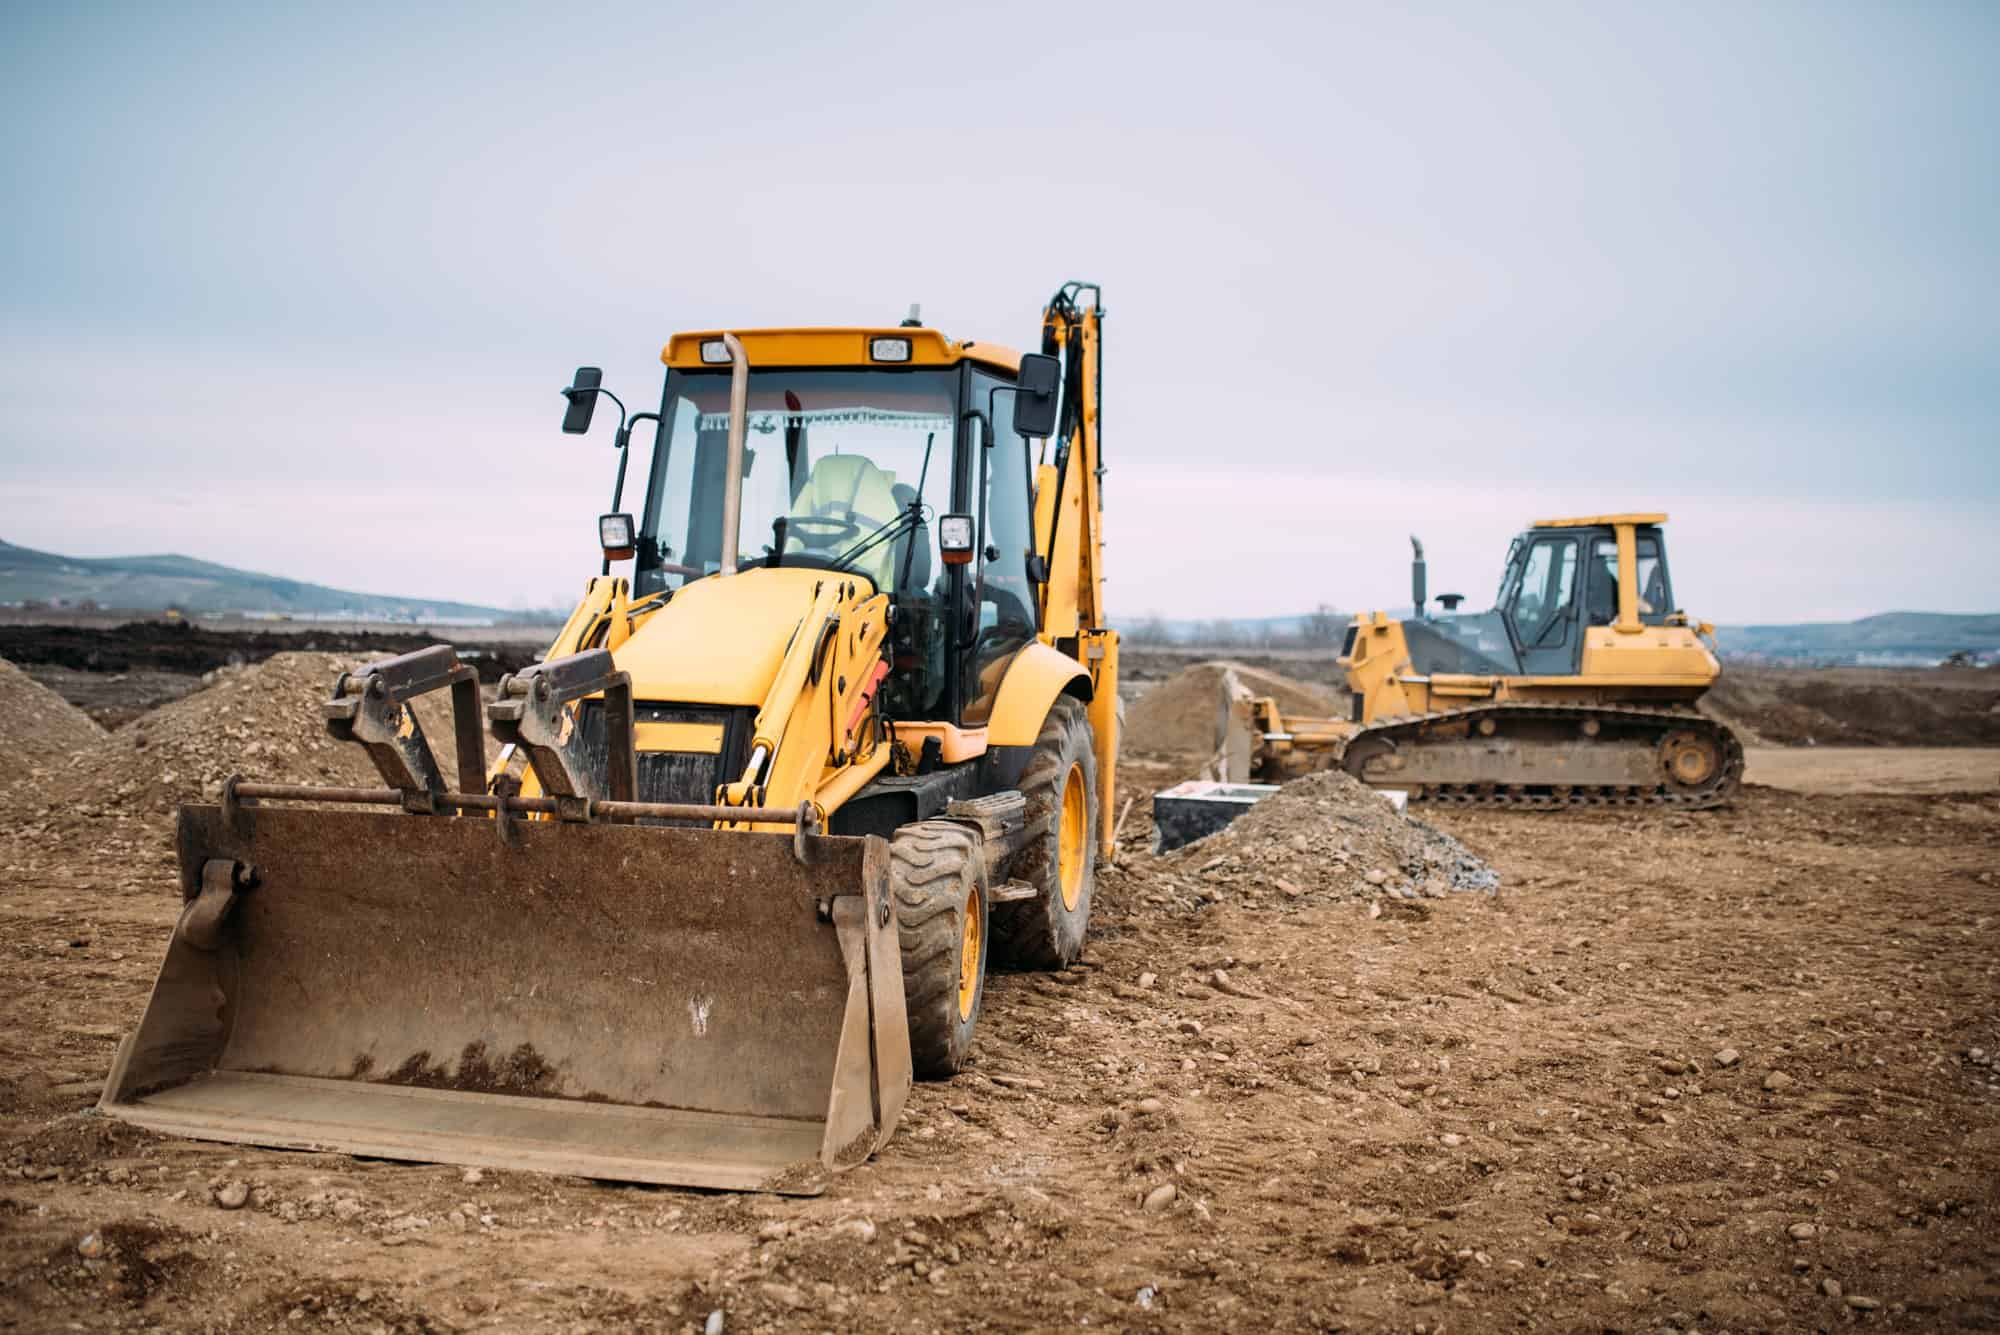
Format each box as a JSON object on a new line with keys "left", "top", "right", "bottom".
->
{"left": 612, "top": 566, "right": 870, "bottom": 706}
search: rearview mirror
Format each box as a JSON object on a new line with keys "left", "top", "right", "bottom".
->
{"left": 562, "top": 366, "right": 603, "bottom": 435}
{"left": 1013, "top": 354, "right": 1060, "bottom": 439}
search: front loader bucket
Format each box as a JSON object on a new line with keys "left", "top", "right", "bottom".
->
{"left": 99, "top": 805, "right": 911, "bottom": 1194}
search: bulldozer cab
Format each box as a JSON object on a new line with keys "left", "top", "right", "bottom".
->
{"left": 1393, "top": 513, "right": 1679, "bottom": 680}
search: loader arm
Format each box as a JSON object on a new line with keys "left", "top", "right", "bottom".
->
{"left": 1035, "top": 283, "right": 1120, "bottom": 857}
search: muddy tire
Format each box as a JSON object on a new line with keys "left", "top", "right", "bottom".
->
{"left": 991, "top": 695, "right": 1097, "bottom": 970}
{"left": 891, "top": 820, "right": 988, "bottom": 1079}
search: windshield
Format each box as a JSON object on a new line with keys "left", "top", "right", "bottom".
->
{"left": 636, "top": 369, "right": 957, "bottom": 598}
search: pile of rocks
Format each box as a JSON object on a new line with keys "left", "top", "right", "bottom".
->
{"left": 1140, "top": 768, "right": 1498, "bottom": 911}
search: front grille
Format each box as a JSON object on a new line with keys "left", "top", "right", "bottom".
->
{"left": 576, "top": 701, "right": 756, "bottom": 822}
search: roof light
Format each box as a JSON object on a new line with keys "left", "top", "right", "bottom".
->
{"left": 700, "top": 340, "right": 732, "bottom": 364}
{"left": 870, "top": 337, "right": 912, "bottom": 363}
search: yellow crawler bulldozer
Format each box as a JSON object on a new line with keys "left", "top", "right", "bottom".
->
{"left": 100, "top": 283, "right": 1118, "bottom": 1192}
{"left": 1238, "top": 513, "right": 1742, "bottom": 808}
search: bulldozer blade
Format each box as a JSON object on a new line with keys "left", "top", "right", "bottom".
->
{"left": 99, "top": 805, "right": 912, "bottom": 1195}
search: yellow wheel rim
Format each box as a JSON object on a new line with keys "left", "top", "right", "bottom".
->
{"left": 1058, "top": 762, "right": 1087, "bottom": 912}
{"left": 956, "top": 884, "right": 981, "bottom": 1022}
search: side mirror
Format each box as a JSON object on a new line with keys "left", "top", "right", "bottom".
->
{"left": 1013, "top": 353, "right": 1060, "bottom": 439}
{"left": 562, "top": 367, "right": 603, "bottom": 435}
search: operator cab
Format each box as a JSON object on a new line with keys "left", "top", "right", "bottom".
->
{"left": 589, "top": 328, "right": 1059, "bottom": 730}
{"left": 1399, "top": 513, "right": 1679, "bottom": 679}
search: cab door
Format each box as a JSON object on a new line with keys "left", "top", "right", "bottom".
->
{"left": 1504, "top": 534, "right": 1584, "bottom": 675}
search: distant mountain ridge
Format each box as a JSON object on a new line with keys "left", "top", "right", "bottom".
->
{"left": 0, "top": 539, "right": 520, "bottom": 622}
{"left": 1119, "top": 608, "right": 2000, "bottom": 665}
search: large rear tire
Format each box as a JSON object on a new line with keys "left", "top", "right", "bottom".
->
{"left": 991, "top": 695, "right": 1097, "bottom": 970}
{"left": 891, "top": 821, "right": 988, "bottom": 1079}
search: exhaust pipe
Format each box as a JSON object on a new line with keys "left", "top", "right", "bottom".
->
{"left": 719, "top": 332, "right": 749, "bottom": 577}
{"left": 1410, "top": 535, "right": 1427, "bottom": 618}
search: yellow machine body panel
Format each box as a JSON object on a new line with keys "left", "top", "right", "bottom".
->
{"left": 663, "top": 327, "right": 1022, "bottom": 375}
{"left": 987, "top": 641, "right": 1091, "bottom": 747}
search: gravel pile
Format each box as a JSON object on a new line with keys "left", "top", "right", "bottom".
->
{"left": 1137, "top": 768, "right": 1498, "bottom": 912}
{"left": 0, "top": 656, "right": 108, "bottom": 815}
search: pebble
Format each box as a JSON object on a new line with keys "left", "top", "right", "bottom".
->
{"left": 757, "top": 1220, "right": 790, "bottom": 1241}
{"left": 705, "top": 1311, "right": 725, "bottom": 1335}
{"left": 1135, "top": 1097, "right": 1164, "bottom": 1116}
{"left": 1821, "top": 1278, "right": 1843, "bottom": 1299}
{"left": 843, "top": 1218, "right": 878, "bottom": 1243}
{"left": 461, "top": 1167, "right": 484, "bottom": 1185}
{"left": 76, "top": 1232, "right": 104, "bottom": 1259}
{"left": 1713, "top": 1047, "right": 1741, "bottom": 1069}
{"left": 214, "top": 1181, "right": 250, "bottom": 1210}
{"left": 1440, "top": 1133, "right": 1463, "bottom": 1148}
{"left": 759, "top": 1281, "right": 806, "bottom": 1309}
{"left": 1763, "top": 1071, "right": 1796, "bottom": 1092}
{"left": 1846, "top": 1295, "right": 1881, "bottom": 1311}
{"left": 1787, "top": 1222, "right": 1817, "bottom": 1240}
{"left": 1177, "top": 1020, "right": 1203, "bottom": 1036}
{"left": 1142, "top": 1183, "right": 1177, "bottom": 1213}
{"left": 1365, "top": 869, "right": 1389, "bottom": 886}
{"left": 1137, "top": 972, "right": 1158, "bottom": 989}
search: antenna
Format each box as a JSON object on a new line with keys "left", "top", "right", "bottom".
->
{"left": 901, "top": 303, "right": 923, "bottom": 328}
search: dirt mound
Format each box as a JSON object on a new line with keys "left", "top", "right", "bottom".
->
{"left": 1706, "top": 666, "right": 2000, "bottom": 747}
{"left": 1142, "top": 768, "right": 1497, "bottom": 911}
{"left": 0, "top": 657, "right": 107, "bottom": 811}
{"left": 1124, "top": 660, "right": 1338, "bottom": 763}
{"left": 37, "top": 652, "right": 377, "bottom": 830}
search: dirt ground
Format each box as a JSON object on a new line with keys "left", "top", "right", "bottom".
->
{"left": 2, "top": 658, "right": 1998, "bottom": 1332}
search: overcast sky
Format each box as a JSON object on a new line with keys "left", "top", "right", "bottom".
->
{"left": 3, "top": 2, "right": 1993, "bottom": 623}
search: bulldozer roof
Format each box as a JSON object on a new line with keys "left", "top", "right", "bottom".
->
{"left": 1530, "top": 512, "right": 1667, "bottom": 529}
{"left": 662, "top": 327, "right": 1023, "bottom": 375}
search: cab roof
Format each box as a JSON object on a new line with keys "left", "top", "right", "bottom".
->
{"left": 1530, "top": 512, "right": 1667, "bottom": 529}
{"left": 661, "top": 327, "right": 1023, "bottom": 375}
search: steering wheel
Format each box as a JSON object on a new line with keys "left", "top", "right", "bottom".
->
{"left": 786, "top": 514, "right": 863, "bottom": 545}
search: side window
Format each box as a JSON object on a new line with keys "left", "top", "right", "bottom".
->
{"left": 1583, "top": 534, "right": 1672, "bottom": 626}
{"left": 962, "top": 373, "right": 1039, "bottom": 726}
{"left": 1635, "top": 535, "right": 1670, "bottom": 623}
{"left": 1509, "top": 538, "right": 1578, "bottom": 648}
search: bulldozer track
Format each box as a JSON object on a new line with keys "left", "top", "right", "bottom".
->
{"left": 1345, "top": 701, "right": 1744, "bottom": 810}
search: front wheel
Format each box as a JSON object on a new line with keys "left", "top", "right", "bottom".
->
{"left": 890, "top": 821, "right": 989, "bottom": 1078}
{"left": 991, "top": 695, "right": 1097, "bottom": 970}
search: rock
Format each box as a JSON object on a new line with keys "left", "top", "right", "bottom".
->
{"left": 1367, "top": 901, "right": 1382, "bottom": 920}
{"left": 844, "top": 1218, "right": 878, "bottom": 1243}
{"left": 332, "top": 1198, "right": 364, "bottom": 1221}
{"left": 1138, "top": 972, "right": 1158, "bottom": 989}
{"left": 1846, "top": 1295, "right": 1881, "bottom": 1311}
{"left": 461, "top": 1167, "right": 484, "bottom": 1185}
{"left": 1135, "top": 1097, "right": 1164, "bottom": 1116}
{"left": 704, "top": 1311, "right": 725, "bottom": 1335}
{"left": 1713, "top": 1047, "right": 1741, "bottom": 1069}
{"left": 1788, "top": 1222, "right": 1817, "bottom": 1240}
{"left": 214, "top": 1181, "right": 250, "bottom": 1210}
{"left": 1657, "top": 1059, "right": 1688, "bottom": 1075}
{"left": 1763, "top": 1071, "right": 1796, "bottom": 1092}
{"left": 1177, "top": 1020, "right": 1203, "bottom": 1036}
{"left": 76, "top": 1232, "right": 105, "bottom": 1259}
{"left": 989, "top": 1073, "right": 1046, "bottom": 1090}
{"left": 1822, "top": 1278, "right": 1843, "bottom": 1299}
{"left": 758, "top": 1220, "right": 790, "bottom": 1242}
{"left": 759, "top": 1282, "right": 806, "bottom": 1309}
{"left": 1142, "top": 1183, "right": 1178, "bottom": 1213}
{"left": 1440, "top": 1133, "right": 1463, "bottom": 1148}
{"left": 1364, "top": 868, "right": 1389, "bottom": 886}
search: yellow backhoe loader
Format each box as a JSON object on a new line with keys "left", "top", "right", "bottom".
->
{"left": 100, "top": 283, "right": 1118, "bottom": 1193}
{"left": 1235, "top": 514, "right": 1741, "bottom": 807}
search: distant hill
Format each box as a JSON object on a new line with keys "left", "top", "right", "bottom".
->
{"left": 1119, "top": 608, "right": 2000, "bottom": 665}
{"left": 1715, "top": 612, "right": 2000, "bottom": 665}
{"left": 0, "top": 539, "right": 522, "bottom": 623}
